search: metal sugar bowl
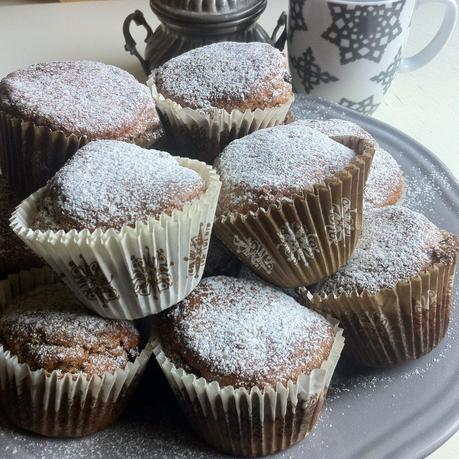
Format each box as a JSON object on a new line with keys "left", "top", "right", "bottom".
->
{"left": 123, "top": 0, "right": 286, "bottom": 75}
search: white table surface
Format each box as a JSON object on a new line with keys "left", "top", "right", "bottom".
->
{"left": 0, "top": 1, "right": 458, "bottom": 458}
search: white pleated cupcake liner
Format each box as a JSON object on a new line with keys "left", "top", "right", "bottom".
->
{"left": 10, "top": 158, "right": 221, "bottom": 320}
{"left": 0, "top": 267, "right": 154, "bottom": 437}
{"left": 300, "top": 247, "right": 457, "bottom": 367}
{"left": 216, "top": 135, "right": 375, "bottom": 288}
{"left": 152, "top": 322, "right": 344, "bottom": 457}
{"left": 147, "top": 77, "right": 293, "bottom": 164}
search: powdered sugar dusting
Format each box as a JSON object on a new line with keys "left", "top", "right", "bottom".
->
{"left": 34, "top": 140, "right": 205, "bottom": 231}
{"left": 155, "top": 42, "right": 291, "bottom": 111}
{"left": 316, "top": 206, "right": 445, "bottom": 294}
{"left": 216, "top": 121, "right": 355, "bottom": 214}
{"left": 165, "top": 276, "right": 334, "bottom": 387}
{"left": 364, "top": 148, "right": 403, "bottom": 208}
{"left": 299, "top": 119, "right": 403, "bottom": 209}
{"left": 0, "top": 60, "right": 157, "bottom": 138}
{"left": 299, "top": 118, "right": 375, "bottom": 143}
{"left": 0, "top": 284, "right": 140, "bottom": 376}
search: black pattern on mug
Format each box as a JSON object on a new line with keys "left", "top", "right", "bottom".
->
{"left": 370, "top": 47, "right": 403, "bottom": 94}
{"left": 322, "top": 1, "right": 405, "bottom": 64}
{"left": 339, "top": 95, "right": 380, "bottom": 115}
{"left": 288, "top": 0, "right": 308, "bottom": 43}
{"left": 290, "top": 48, "right": 339, "bottom": 94}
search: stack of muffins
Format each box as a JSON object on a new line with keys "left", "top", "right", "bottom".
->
{"left": 0, "top": 40, "right": 456, "bottom": 458}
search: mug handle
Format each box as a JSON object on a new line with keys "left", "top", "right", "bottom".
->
{"left": 399, "top": 0, "right": 458, "bottom": 72}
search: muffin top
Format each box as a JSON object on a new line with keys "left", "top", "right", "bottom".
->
{"left": 298, "top": 119, "right": 376, "bottom": 143}
{"left": 364, "top": 148, "right": 404, "bottom": 208}
{"left": 0, "top": 284, "right": 140, "bottom": 376}
{"left": 0, "top": 60, "right": 159, "bottom": 140}
{"left": 33, "top": 140, "right": 206, "bottom": 232}
{"left": 215, "top": 121, "right": 355, "bottom": 215}
{"left": 299, "top": 119, "right": 403, "bottom": 209}
{"left": 154, "top": 42, "right": 292, "bottom": 112}
{"left": 157, "top": 276, "right": 335, "bottom": 389}
{"left": 315, "top": 206, "right": 456, "bottom": 295}
{"left": 0, "top": 177, "right": 42, "bottom": 278}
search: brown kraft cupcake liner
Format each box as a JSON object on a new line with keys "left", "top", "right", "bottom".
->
{"left": 0, "top": 106, "right": 163, "bottom": 197}
{"left": 215, "top": 135, "right": 375, "bottom": 288}
{"left": 148, "top": 77, "right": 294, "bottom": 164}
{"left": 0, "top": 110, "right": 87, "bottom": 196}
{"left": 300, "top": 246, "right": 457, "bottom": 367}
{"left": 10, "top": 158, "right": 221, "bottom": 320}
{"left": 152, "top": 322, "right": 345, "bottom": 457}
{"left": 0, "top": 267, "right": 154, "bottom": 437}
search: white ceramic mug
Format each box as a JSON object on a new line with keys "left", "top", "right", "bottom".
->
{"left": 287, "top": 0, "right": 458, "bottom": 114}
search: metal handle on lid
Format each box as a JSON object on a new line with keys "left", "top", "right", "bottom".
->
{"left": 271, "top": 12, "right": 287, "bottom": 51}
{"left": 123, "top": 10, "right": 154, "bottom": 75}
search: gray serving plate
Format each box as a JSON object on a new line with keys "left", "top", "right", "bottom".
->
{"left": 1, "top": 96, "right": 458, "bottom": 459}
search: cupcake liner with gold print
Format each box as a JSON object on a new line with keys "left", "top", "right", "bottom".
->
{"left": 10, "top": 159, "right": 221, "bottom": 320}
{"left": 301, "top": 250, "right": 457, "bottom": 367}
{"left": 0, "top": 267, "right": 154, "bottom": 437}
{"left": 148, "top": 78, "right": 294, "bottom": 164}
{"left": 215, "top": 136, "right": 375, "bottom": 288}
{"left": 152, "top": 322, "right": 344, "bottom": 457}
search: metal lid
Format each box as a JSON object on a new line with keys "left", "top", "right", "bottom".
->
{"left": 150, "top": 0, "right": 266, "bottom": 23}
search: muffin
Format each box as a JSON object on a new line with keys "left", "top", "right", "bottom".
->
{"left": 303, "top": 205, "right": 458, "bottom": 367}
{"left": 33, "top": 140, "right": 206, "bottom": 232}
{"left": 153, "top": 276, "right": 344, "bottom": 457}
{"left": 0, "top": 270, "right": 153, "bottom": 437}
{"left": 150, "top": 41, "right": 294, "bottom": 164}
{"left": 0, "top": 60, "right": 163, "bottom": 195}
{"left": 214, "top": 120, "right": 375, "bottom": 288}
{"left": 299, "top": 119, "right": 404, "bottom": 208}
{"left": 11, "top": 140, "right": 221, "bottom": 319}
{"left": 0, "top": 177, "right": 42, "bottom": 278}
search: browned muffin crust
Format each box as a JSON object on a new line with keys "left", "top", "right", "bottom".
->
{"left": 376, "top": 170, "right": 404, "bottom": 208}
{"left": 0, "top": 284, "right": 140, "bottom": 376}
{"left": 157, "top": 276, "right": 335, "bottom": 389}
{"left": 0, "top": 177, "right": 42, "bottom": 278}
{"left": 0, "top": 60, "right": 161, "bottom": 146}
{"left": 296, "top": 119, "right": 404, "bottom": 209}
{"left": 315, "top": 206, "right": 458, "bottom": 296}
{"left": 155, "top": 42, "right": 293, "bottom": 113}
{"left": 32, "top": 140, "right": 206, "bottom": 232}
{"left": 215, "top": 121, "right": 356, "bottom": 216}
